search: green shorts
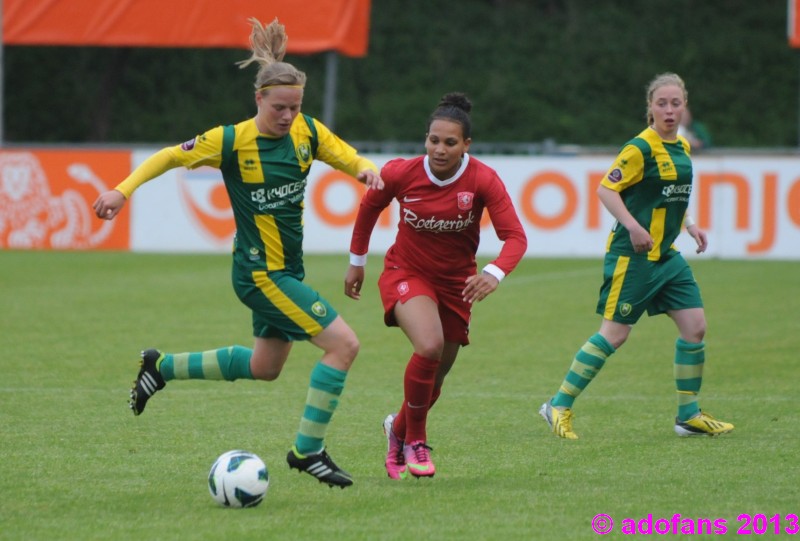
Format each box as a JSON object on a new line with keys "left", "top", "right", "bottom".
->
{"left": 595, "top": 252, "right": 703, "bottom": 324}
{"left": 232, "top": 267, "right": 338, "bottom": 341}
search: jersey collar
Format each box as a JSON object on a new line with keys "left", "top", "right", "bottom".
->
{"left": 423, "top": 153, "right": 470, "bottom": 187}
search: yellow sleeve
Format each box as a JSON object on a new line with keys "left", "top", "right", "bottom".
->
{"left": 114, "top": 147, "right": 182, "bottom": 199}
{"left": 115, "top": 127, "right": 225, "bottom": 198}
{"left": 313, "top": 120, "right": 378, "bottom": 178}
{"left": 600, "top": 144, "right": 644, "bottom": 192}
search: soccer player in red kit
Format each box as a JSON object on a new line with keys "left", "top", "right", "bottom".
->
{"left": 345, "top": 93, "right": 528, "bottom": 479}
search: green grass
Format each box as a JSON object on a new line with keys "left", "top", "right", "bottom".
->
{"left": 1, "top": 251, "right": 798, "bottom": 540}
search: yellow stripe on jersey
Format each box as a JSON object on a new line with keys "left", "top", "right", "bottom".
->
{"left": 600, "top": 144, "right": 645, "bottom": 191}
{"left": 648, "top": 207, "right": 666, "bottom": 261}
{"left": 289, "top": 119, "right": 316, "bottom": 173}
{"left": 603, "top": 255, "right": 630, "bottom": 320}
{"left": 647, "top": 135, "right": 678, "bottom": 181}
{"left": 251, "top": 270, "right": 324, "bottom": 335}
{"left": 255, "top": 214, "right": 285, "bottom": 271}
{"left": 231, "top": 122, "right": 266, "bottom": 183}
{"left": 239, "top": 147, "right": 265, "bottom": 183}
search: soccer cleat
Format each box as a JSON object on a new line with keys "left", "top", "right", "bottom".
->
{"left": 383, "top": 413, "right": 407, "bottom": 480}
{"left": 129, "top": 349, "right": 166, "bottom": 416}
{"left": 674, "top": 411, "right": 734, "bottom": 437}
{"left": 286, "top": 445, "right": 353, "bottom": 489}
{"left": 403, "top": 440, "right": 435, "bottom": 478}
{"left": 539, "top": 401, "right": 578, "bottom": 440}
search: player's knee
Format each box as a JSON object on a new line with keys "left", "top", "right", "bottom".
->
{"left": 251, "top": 362, "right": 283, "bottom": 381}
{"left": 608, "top": 335, "right": 627, "bottom": 349}
{"left": 257, "top": 370, "right": 281, "bottom": 381}
{"left": 343, "top": 334, "right": 360, "bottom": 361}
{"left": 414, "top": 340, "right": 444, "bottom": 361}
{"left": 685, "top": 323, "right": 706, "bottom": 343}
{"left": 332, "top": 330, "right": 360, "bottom": 365}
{"left": 679, "top": 311, "right": 706, "bottom": 343}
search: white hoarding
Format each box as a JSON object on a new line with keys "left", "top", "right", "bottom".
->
{"left": 130, "top": 151, "right": 800, "bottom": 260}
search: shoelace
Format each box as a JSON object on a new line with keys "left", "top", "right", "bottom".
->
{"left": 556, "top": 409, "right": 575, "bottom": 436}
{"left": 411, "top": 442, "right": 433, "bottom": 463}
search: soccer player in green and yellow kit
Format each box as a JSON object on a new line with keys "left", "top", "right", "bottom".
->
{"left": 538, "top": 73, "right": 733, "bottom": 439}
{"left": 93, "top": 18, "right": 383, "bottom": 488}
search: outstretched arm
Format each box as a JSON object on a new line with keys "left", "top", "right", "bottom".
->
{"left": 356, "top": 167, "right": 384, "bottom": 191}
{"left": 92, "top": 147, "right": 182, "bottom": 220}
{"left": 93, "top": 189, "right": 128, "bottom": 220}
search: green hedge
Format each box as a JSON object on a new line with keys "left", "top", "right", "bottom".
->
{"left": 5, "top": 0, "right": 798, "bottom": 148}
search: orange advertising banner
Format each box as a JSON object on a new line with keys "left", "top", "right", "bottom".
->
{"left": 790, "top": 0, "right": 800, "bottom": 47}
{"left": 2, "top": 0, "right": 371, "bottom": 56}
{"left": 0, "top": 149, "right": 131, "bottom": 250}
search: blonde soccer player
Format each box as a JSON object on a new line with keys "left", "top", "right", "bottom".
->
{"left": 93, "top": 18, "right": 383, "bottom": 488}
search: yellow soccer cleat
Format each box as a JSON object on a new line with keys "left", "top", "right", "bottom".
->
{"left": 674, "top": 411, "right": 734, "bottom": 437}
{"left": 539, "top": 401, "right": 579, "bottom": 440}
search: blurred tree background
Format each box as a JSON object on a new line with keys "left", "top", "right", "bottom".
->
{"left": 4, "top": 0, "right": 798, "bottom": 148}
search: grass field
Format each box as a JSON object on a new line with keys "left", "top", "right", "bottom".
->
{"left": 1, "top": 251, "right": 798, "bottom": 540}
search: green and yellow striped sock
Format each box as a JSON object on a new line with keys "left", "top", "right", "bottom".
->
{"left": 675, "top": 338, "right": 704, "bottom": 421}
{"left": 158, "top": 346, "right": 253, "bottom": 381}
{"left": 551, "top": 333, "right": 615, "bottom": 408}
{"left": 294, "top": 362, "right": 347, "bottom": 455}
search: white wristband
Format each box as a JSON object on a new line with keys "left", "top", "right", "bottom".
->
{"left": 482, "top": 263, "right": 506, "bottom": 282}
{"left": 684, "top": 215, "right": 695, "bottom": 228}
{"left": 349, "top": 252, "right": 367, "bottom": 266}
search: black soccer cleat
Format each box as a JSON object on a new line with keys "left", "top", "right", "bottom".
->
{"left": 129, "top": 349, "right": 166, "bottom": 416}
{"left": 286, "top": 445, "right": 353, "bottom": 489}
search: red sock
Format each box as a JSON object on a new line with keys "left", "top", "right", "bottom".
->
{"left": 393, "top": 366, "right": 443, "bottom": 441}
{"left": 394, "top": 405, "right": 407, "bottom": 441}
{"left": 402, "top": 353, "right": 439, "bottom": 443}
{"left": 429, "top": 385, "right": 442, "bottom": 408}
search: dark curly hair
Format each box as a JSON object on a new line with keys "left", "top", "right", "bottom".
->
{"left": 428, "top": 92, "right": 472, "bottom": 139}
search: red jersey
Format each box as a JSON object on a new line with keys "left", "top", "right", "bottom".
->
{"left": 350, "top": 154, "right": 527, "bottom": 283}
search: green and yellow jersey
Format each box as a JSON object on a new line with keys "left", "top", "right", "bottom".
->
{"left": 116, "top": 114, "right": 377, "bottom": 276}
{"left": 600, "top": 127, "right": 693, "bottom": 261}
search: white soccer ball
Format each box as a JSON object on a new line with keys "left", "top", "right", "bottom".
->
{"left": 208, "top": 450, "right": 269, "bottom": 508}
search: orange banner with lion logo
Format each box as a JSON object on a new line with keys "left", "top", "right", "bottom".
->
{"left": 0, "top": 150, "right": 131, "bottom": 250}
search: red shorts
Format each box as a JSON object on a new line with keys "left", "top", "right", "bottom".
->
{"left": 378, "top": 266, "right": 471, "bottom": 345}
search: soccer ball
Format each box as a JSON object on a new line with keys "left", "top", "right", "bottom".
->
{"left": 208, "top": 450, "right": 269, "bottom": 508}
